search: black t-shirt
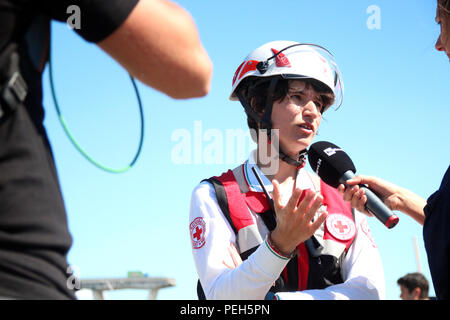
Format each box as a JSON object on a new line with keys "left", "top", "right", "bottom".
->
{"left": 0, "top": 0, "right": 139, "bottom": 49}
{"left": 0, "top": 0, "right": 138, "bottom": 299}
{"left": 424, "top": 165, "right": 450, "bottom": 300}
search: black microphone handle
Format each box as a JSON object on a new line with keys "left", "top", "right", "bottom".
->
{"left": 339, "top": 170, "right": 399, "bottom": 229}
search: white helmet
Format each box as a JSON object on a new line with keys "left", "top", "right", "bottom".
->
{"left": 230, "top": 41, "right": 344, "bottom": 168}
{"left": 230, "top": 40, "right": 344, "bottom": 110}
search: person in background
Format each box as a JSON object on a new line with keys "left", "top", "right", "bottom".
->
{"left": 338, "top": 0, "right": 449, "bottom": 300}
{"left": 397, "top": 273, "right": 432, "bottom": 300}
{"left": 0, "top": 0, "right": 212, "bottom": 299}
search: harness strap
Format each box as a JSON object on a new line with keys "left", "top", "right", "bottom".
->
{"left": 203, "top": 176, "right": 237, "bottom": 235}
{"left": 205, "top": 169, "right": 255, "bottom": 232}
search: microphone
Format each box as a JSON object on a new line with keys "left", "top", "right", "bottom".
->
{"left": 308, "top": 141, "right": 399, "bottom": 229}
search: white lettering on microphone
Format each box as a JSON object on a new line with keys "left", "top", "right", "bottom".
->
{"left": 324, "top": 147, "right": 343, "bottom": 156}
{"left": 315, "top": 158, "right": 322, "bottom": 175}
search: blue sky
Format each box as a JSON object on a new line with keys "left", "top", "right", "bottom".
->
{"left": 42, "top": 0, "right": 449, "bottom": 300}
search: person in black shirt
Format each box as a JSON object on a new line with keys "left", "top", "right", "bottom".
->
{"left": 0, "top": 0, "right": 212, "bottom": 299}
{"left": 338, "top": 0, "right": 449, "bottom": 300}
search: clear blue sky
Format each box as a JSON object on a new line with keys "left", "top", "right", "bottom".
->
{"left": 42, "top": 0, "right": 449, "bottom": 299}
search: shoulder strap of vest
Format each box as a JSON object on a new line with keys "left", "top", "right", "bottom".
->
{"left": 202, "top": 174, "right": 237, "bottom": 235}
{"left": 205, "top": 167, "right": 278, "bottom": 235}
{"left": 203, "top": 169, "right": 258, "bottom": 233}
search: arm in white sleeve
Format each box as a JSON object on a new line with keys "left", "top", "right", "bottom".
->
{"left": 275, "top": 212, "right": 385, "bottom": 300}
{"left": 189, "top": 181, "right": 289, "bottom": 300}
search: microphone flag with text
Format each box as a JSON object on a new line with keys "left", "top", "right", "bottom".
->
{"left": 308, "top": 141, "right": 399, "bottom": 229}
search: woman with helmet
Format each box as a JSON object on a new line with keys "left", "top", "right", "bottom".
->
{"left": 189, "top": 41, "right": 385, "bottom": 300}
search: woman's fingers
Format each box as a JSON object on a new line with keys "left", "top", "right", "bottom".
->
{"left": 311, "top": 209, "right": 328, "bottom": 231}
{"left": 340, "top": 184, "right": 360, "bottom": 202}
{"left": 295, "top": 189, "right": 315, "bottom": 214}
{"left": 273, "top": 179, "right": 304, "bottom": 214}
{"left": 303, "top": 194, "right": 324, "bottom": 223}
{"left": 338, "top": 183, "right": 372, "bottom": 216}
{"left": 285, "top": 187, "right": 303, "bottom": 213}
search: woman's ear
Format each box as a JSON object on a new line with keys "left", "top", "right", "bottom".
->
{"left": 250, "top": 97, "right": 264, "bottom": 117}
{"left": 250, "top": 96, "right": 257, "bottom": 110}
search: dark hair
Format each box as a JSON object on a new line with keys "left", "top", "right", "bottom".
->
{"left": 438, "top": 0, "right": 450, "bottom": 13}
{"left": 397, "top": 273, "right": 429, "bottom": 299}
{"left": 237, "top": 77, "right": 288, "bottom": 132}
{"left": 236, "top": 76, "right": 335, "bottom": 132}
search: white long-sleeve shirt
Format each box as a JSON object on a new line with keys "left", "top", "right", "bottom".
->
{"left": 189, "top": 152, "right": 385, "bottom": 300}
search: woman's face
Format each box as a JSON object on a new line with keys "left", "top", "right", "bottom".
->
{"left": 436, "top": 4, "right": 450, "bottom": 59}
{"left": 270, "top": 80, "right": 324, "bottom": 158}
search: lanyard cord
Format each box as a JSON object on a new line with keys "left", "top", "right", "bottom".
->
{"left": 48, "top": 37, "right": 145, "bottom": 173}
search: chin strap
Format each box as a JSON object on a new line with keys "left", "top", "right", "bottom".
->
{"left": 279, "top": 149, "right": 307, "bottom": 169}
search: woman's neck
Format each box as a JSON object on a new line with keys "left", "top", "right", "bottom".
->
{"left": 257, "top": 154, "right": 299, "bottom": 185}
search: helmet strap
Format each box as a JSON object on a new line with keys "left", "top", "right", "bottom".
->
{"left": 261, "top": 77, "right": 278, "bottom": 137}
{"left": 236, "top": 90, "right": 264, "bottom": 126}
{"left": 279, "top": 149, "right": 307, "bottom": 169}
{"left": 269, "top": 130, "right": 307, "bottom": 169}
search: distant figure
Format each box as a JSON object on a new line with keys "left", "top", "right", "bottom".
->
{"left": 397, "top": 273, "right": 431, "bottom": 300}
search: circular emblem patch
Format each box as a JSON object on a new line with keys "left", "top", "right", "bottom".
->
{"left": 190, "top": 217, "right": 206, "bottom": 249}
{"left": 326, "top": 214, "right": 356, "bottom": 241}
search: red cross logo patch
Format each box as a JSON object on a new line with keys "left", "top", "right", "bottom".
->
{"left": 326, "top": 214, "right": 356, "bottom": 241}
{"left": 190, "top": 217, "right": 206, "bottom": 249}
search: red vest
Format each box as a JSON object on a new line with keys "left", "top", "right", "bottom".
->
{"left": 210, "top": 166, "right": 356, "bottom": 291}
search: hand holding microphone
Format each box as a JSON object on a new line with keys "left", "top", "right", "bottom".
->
{"left": 337, "top": 175, "right": 402, "bottom": 216}
{"left": 338, "top": 175, "right": 427, "bottom": 226}
{"left": 308, "top": 141, "right": 399, "bottom": 229}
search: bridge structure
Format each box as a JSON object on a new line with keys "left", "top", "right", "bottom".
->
{"left": 80, "top": 275, "right": 176, "bottom": 300}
